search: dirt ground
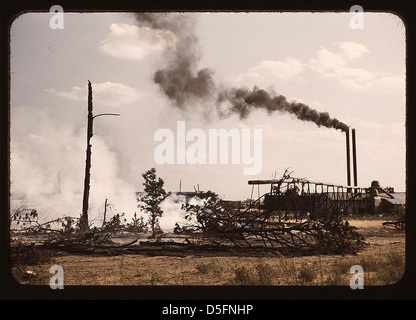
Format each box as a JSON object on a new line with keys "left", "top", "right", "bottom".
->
{"left": 10, "top": 218, "right": 406, "bottom": 287}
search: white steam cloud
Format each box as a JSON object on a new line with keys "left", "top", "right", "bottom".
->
{"left": 10, "top": 102, "right": 138, "bottom": 226}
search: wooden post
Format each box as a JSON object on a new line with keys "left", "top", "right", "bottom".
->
{"left": 80, "top": 81, "right": 93, "bottom": 232}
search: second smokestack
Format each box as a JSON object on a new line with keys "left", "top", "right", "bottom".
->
{"left": 352, "top": 128, "right": 358, "bottom": 187}
{"left": 346, "top": 128, "right": 351, "bottom": 187}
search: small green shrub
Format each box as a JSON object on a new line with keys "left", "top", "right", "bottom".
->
{"left": 230, "top": 264, "right": 278, "bottom": 285}
{"left": 256, "top": 263, "right": 277, "bottom": 285}
{"left": 323, "top": 273, "right": 344, "bottom": 286}
{"left": 231, "top": 266, "right": 258, "bottom": 285}
{"left": 150, "top": 272, "right": 160, "bottom": 285}
{"left": 196, "top": 262, "right": 223, "bottom": 276}
{"left": 298, "top": 264, "right": 316, "bottom": 284}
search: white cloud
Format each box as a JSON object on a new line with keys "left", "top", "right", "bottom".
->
{"left": 99, "top": 23, "right": 177, "bottom": 60}
{"left": 309, "top": 42, "right": 369, "bottom": 74}
{"left": 336, "top": 41, "right": 369, "bottom": 60}
{"left": 236, "top": 57, "right": 304, "bottom": 82}
{"left": 309, "top": 48, "right": 347, "bottom": 73}
{"left": 234, "top": 43, "right": 403, "bottom": 95}
{"left": 233, "top": 41, "right": 403, "bottom": 95}
{"left": 309, "top": 42, "right": 404, "bottom": 93}
{"left": 46, "top": 81, "right": 142, "bottom": 107}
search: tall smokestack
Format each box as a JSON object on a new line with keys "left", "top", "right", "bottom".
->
{"left": 352, "top": 128, "right": 358, "bottom": 187}
{"left": 346, "top": 128, "right": 351, "bottom": 187}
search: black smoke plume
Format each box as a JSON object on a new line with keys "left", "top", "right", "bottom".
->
{"left": 134, "top": 13, "right": 348, "bottom": 132}
{"left": 217, "top": 86, "right": 349, "bottom": 131}
{"left": 135, "top": 13, "right": 216, "bottom": 108}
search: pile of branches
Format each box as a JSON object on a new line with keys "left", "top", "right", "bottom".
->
{"left": 10, "top": 188, "right": 364, "bottom": 256}
{"left": 10, "top": 206, "right": 148, "bottom": 254}
{"left": 178, "top": 191, "right": 364, "bottom": 255}
{"left": 382, "top": 209, "right": 405, "bottom": 230}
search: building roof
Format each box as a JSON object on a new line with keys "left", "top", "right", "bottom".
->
{"left": 380, "top": 192, "right": 406, "bottom": 205}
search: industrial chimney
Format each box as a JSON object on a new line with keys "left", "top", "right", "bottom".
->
{"left": 345, "top": 128, "right": 351, "bottom": 187}
{"left": 352, "top": 128, "right": 358, "bottom": 187}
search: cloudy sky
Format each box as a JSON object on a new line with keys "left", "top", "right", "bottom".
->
{"left": 10, "top": 12, "right": 406, "bottom": 222}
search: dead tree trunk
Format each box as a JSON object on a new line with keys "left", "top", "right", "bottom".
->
{"left": 80, "top": 81, "right": 93, "bottom": 232}
{"left": 102, "top": 198, "right": 108, "bottom": 227}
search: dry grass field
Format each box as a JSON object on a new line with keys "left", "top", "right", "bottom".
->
{"left": 11, "top": 218, "right": 405, "bottom": 287}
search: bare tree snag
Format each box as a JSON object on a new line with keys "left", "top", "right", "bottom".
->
{"left": 80, "top": 81, "right": 93, "bottom": 232}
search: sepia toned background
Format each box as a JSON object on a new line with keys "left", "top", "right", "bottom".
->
{"left": 10, "top": 12, "right": 406, "bottom": 228}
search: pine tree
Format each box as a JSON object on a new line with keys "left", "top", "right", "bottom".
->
{"left": 138, "top": 168, "right": 168, "bottom": 238}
